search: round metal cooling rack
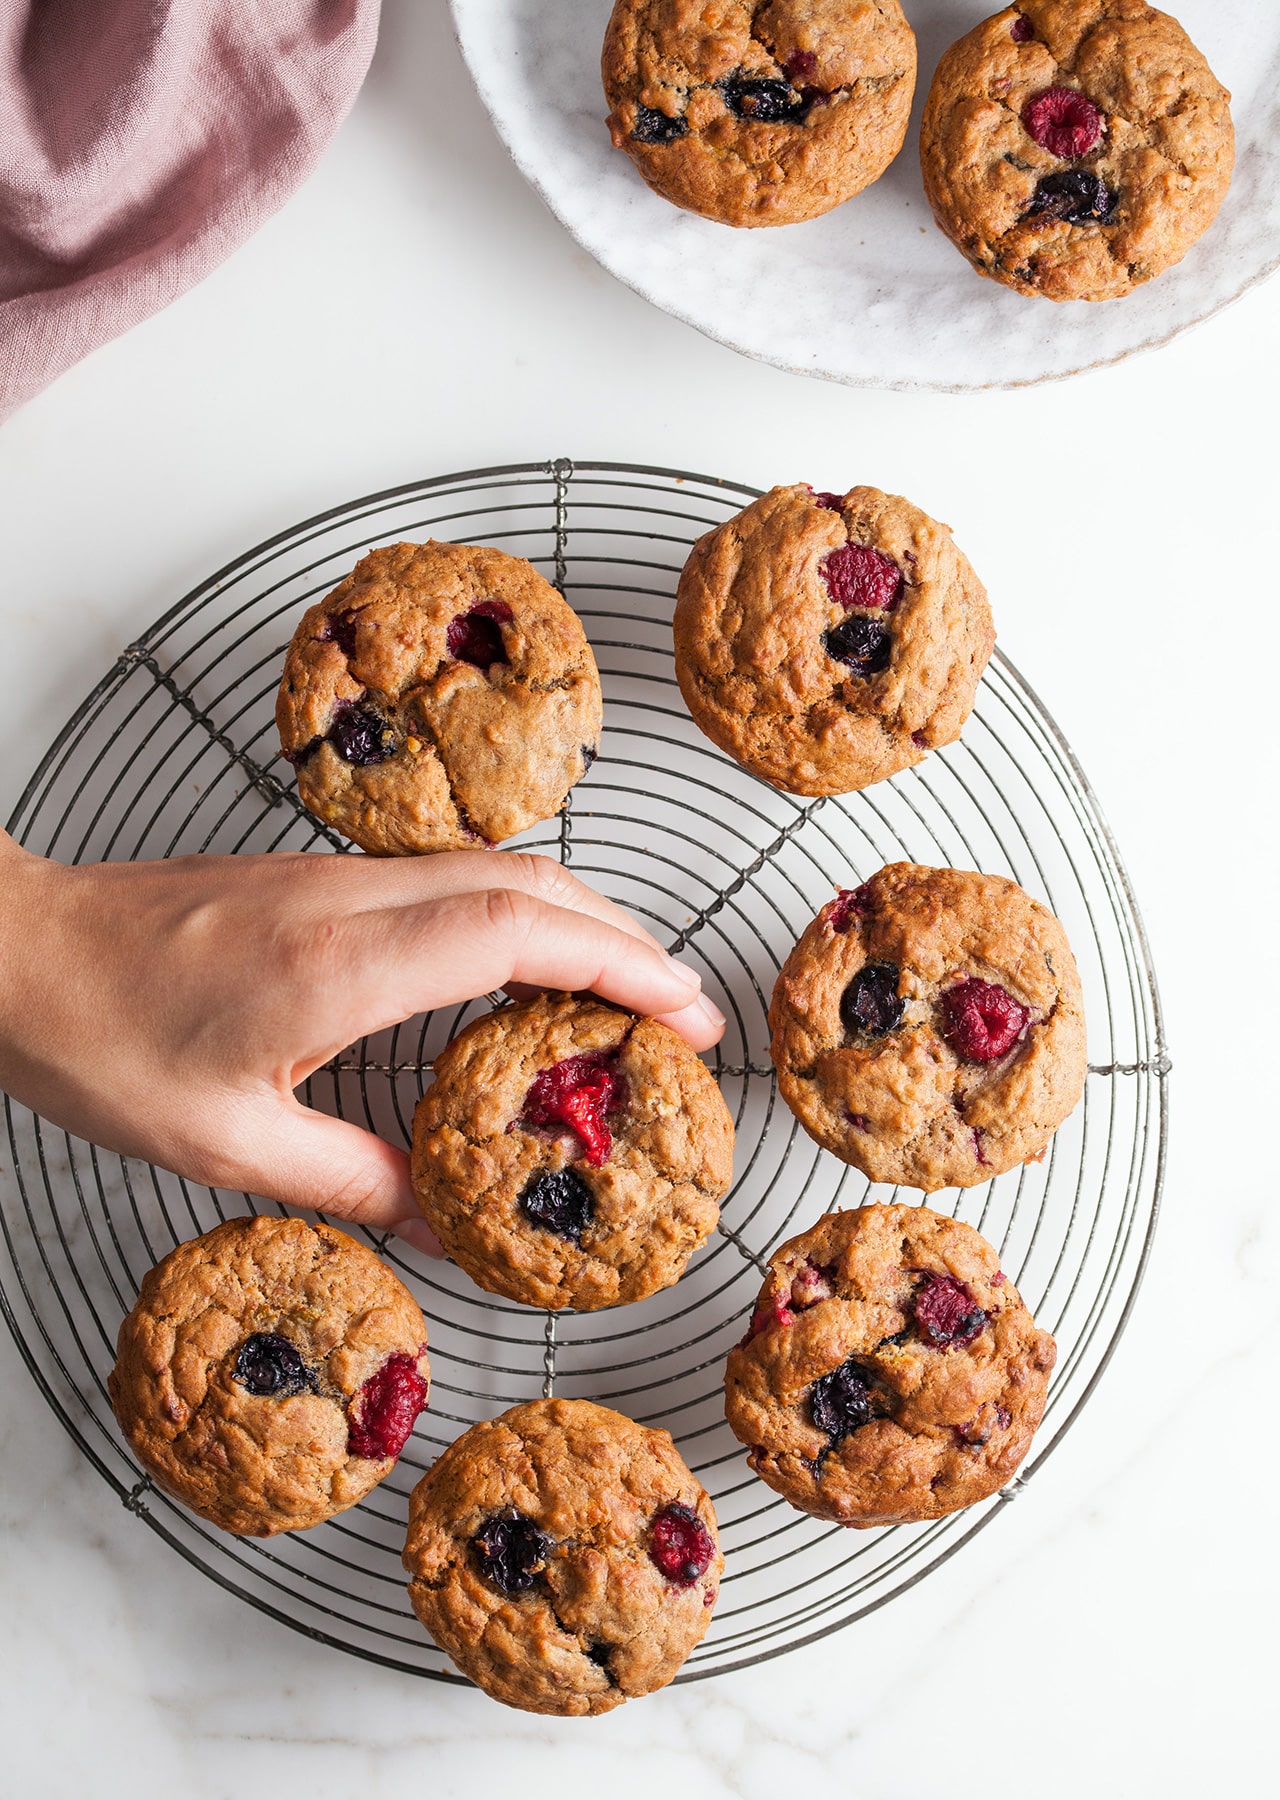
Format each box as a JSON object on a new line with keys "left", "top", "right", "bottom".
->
{"left": 1, "top": 460, "right": 1168, "bottom": 1684}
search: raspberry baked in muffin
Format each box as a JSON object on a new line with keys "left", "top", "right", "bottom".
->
{"left": 920, "top": 1, "right": 1233, "bottom": 301}
{"left": 109, "top": 1217, "right": 430, "bottom": 1535}
{"left": 674, "top": 484, "right": 994, "bottom": 796}
{"left": 404, "top": 1398, "right": 722, "bottom": 1714}
{"left": 411, "top": 993, "right": 735, "bottom": 1311}
{"left": 724, "top": 1204, "right": 1055, "bottom": 1525}
{"left": 276, "top": 539, "right": 602, "bottom": 854}
{"left": 769, "top": 863, "right": 1087, "bottom": 1189}
{"left": 602, "top": 0, "right": 917, "bottom": 226}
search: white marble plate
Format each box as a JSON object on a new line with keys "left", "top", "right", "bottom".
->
{"left": 450, "top": 0, "right": 1280, "bottom": 390}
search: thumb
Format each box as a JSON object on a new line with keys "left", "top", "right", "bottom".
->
{"left": 237, "top": 1098, "right": 442, "bottom": 1247}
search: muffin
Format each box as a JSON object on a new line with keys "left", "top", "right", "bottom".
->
{"left": 108, "top": 1216, "right": 430, "bottom": 1535}
{"left": 920, "top": 1, "right": 1233, "bottom": 301}
{"left": 674, "top": 484, "right": 993, "bottom": 795}
{"left": 276, "top": 539, "right": 602, "bottom": 854}
{"left": 724, "top": 1204, "right": 1055, "bottom": 1524}
{"left": 603, "top": 0, "right": 917, "bottom": 226}
{"left": 403, "top": 1398, "right": 722, "bottom": 1713}
{"left": 411, "top": 992, "right": 734, "bottom": 1310}
{"left": 769, "top": 863, "right": 1087, "bottom": 1188}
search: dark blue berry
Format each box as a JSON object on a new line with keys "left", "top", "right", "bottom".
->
{"left": 233, "top": 1333, "right": 316, "bottom": 1397}
{"left": 1025, "top": 171, "right": 1117, "bottom": 226}
{"left": 810, "top": 1359, "right": 874, "bottom": 1442}
{"left": 472, "top": 1509, "right": 551, "bottom": 1593}
{"left": 519, "top": 1167, "right": 594, "bottom": 1243}
{"left": 580, "top": 743, "right": 598, "bottom": 771}
{"left": 840, "top": 963, "right": 904, "bottom": 1038}
{"left": 328, "top": 703, "right": 393, "bottom": 766}
{"left": 632, "top": 104, "right": 688, "bottom": 144}
{"left": 327, "top": 609, "right": 362, "bottom": 657}
{"left": 721, "top": 74, "right": 808, "bottom": 124}
{"left": 824, "top": 614, "right": 892, "bottom": 675}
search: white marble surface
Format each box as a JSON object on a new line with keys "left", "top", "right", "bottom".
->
{"left": 452, "top": 0, "right": 1280, "bottom": 389}
{"left": 0, "top": 1, "right": 1277, "bottom": 1792}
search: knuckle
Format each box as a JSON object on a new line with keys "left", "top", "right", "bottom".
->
{"left": 479, "top": 884, "right": 532, "bottom": 939}
{"left": 506, "top": 852, "right": 572, "bottom": 907}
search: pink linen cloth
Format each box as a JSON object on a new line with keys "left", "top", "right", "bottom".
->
{"left": 0, "top": 0, "right": 380, "bottom": 422}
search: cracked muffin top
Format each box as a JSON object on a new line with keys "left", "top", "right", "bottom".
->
{"left": 403, "top": 1398, "right": 722, "bottom": 1715}
{"left": 724, "top": 1203, "right": 1056, "bottom": 1525}
{"left": 602, "top": 0, "right": 916, "bottom": 226}
{"left": 411, "top": 992, "right": 734, "bottom": 1311}
{"left": 920, "top": 1, "right": 1233, "bottom": 301}
{"left": 769, "top": 863, "right": 1087, "bottom": 1190}
{"left": 673, "top": 484, "right": 994, "bottom": 797}
{"left": 108, "top": 1216, "right": 430, "bottom": 1536}
{"left": 276, "top": 539, "right": 602, "bottom": 855}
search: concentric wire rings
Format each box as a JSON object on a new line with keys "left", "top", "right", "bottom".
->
{"left": 0, "top": 461, "right": 1167, "bottom": 1681}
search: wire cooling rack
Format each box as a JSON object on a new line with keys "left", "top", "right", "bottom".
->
{"left": 0, "top": 460, "right": 1168, "bottom": 1683}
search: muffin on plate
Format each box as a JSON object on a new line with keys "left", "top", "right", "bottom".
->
{"left": 673, "top": 484, "right": 993, "bottom": 795}
{"left": 769, "top": 863, "right": 1087, "bottom": 1189}
{"left": 276, "top": 539, "right": 602, "bottom": 854}
{"left": 602, "top": 0, "right": 916, "bottom": 226}
{"left": 920, "top": 1, "right": 1233, "bottom": 301}
{"left": 411, "top": 992, "right": 734, "bottom": 1311}
{"left": 404, "top": 1398, "right": 722, "bottom": 1714}
{"left": 724, "top": 1204, "right": 1055, "bottom": 1525}
{"left": 108, "top": 1216, "right": 430, "bottom": 1535}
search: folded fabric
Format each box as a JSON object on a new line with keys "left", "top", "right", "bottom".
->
{"left": 0, "top": 0, "right": 380, "bottom": 422}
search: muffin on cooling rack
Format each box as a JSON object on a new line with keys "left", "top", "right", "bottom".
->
{"left": 404, "top": 1398, "right": 721, "bottom": 1714}
{"left": 108, "top": 1217, "right": 429, "bottom": 1536}
{"left": 920, "top": 1, "right": 1233, "bottom": 301}
{"left": 724, "top": 1204, "right": 1055, "bottom": 1525}
{"left": 411, "top": 992, "right": 734, "bottom": 1311}
{"left": 673, "top": 484, "right": 994, "bottom": 796}
{"left": 602, "top": 0, "right": 917, "bottom": 227}
{"left": 769, "top": 863, "right": 1087, "bottom": 1189}
{"left": 276, "top": 539, "right": 602, "bottom": 854}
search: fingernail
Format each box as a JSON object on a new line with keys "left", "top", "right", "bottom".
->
{"left": 392, "top": 1217, "right": 445, "bottom": 1259}
{"left": 695, "top": 991, "right": 726, "bottom": 1029}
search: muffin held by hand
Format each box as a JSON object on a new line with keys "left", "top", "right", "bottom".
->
{"left": 404, "top": 1398, "right": 722, "bottom": 1714}
{"left": 674, "top": 484, "right": 993, "bottom": 796}
{"left": 411, "top": 993, "right": 734, "bottom": 1311}
{"left": 920, "top": 1, "right": 1233, "bottom": 301}
{"left": 769, "top": 863, "right": 1086, "bottom": 1189}
{"left": 108, "top": 1216, "right": 430, "bottom": 1535}
{"left": 724, "top": 1204, "right": 1055, "bottom": 1525}
{"left": 603, "top": 0, "right": 917, "bottom": 227}
{"left": 276, "top": 540, "right": 602, "bottom": 854}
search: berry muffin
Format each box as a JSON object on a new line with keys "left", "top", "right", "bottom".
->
{"left": 673, "top": 485, "right": 994, "bottom": 796}
{"left": 602, "top": 0, "right": 917, "bottom": 227}
{"left": 411, "top": 993, "right": 734, "bottom": 1311}
{"left": 276, "top": 540, "right": 602, "bottom": 854}
{"left": 108, "top": 1216, "right": 430, "bottom": 1536}
{"left": 724, "top": 1204, "right": 1055, "bottom": 1525}
{"left": 769, "top": 863, "right": 1087, "bottom": 1189}
{"left": 403, "top": 1398, "right": 721, "bottom": 1714}
{"left": 920, "top": 1, "right": 1233, "bottom": 301}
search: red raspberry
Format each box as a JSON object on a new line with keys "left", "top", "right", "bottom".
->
{"left": 938, "top": 978, "right": 1029, "bottom": 1062}
{"left": 1022, "top": 86, "right": 1104, "bottom": 159}
{"left": 821, "top": 542, "right": 903, "bottom": 612}
{"left": 1010, "top": 15, "right": 1034, "bottom": 41}
{"left": 649, "top": 1503, "right": 715, "bottom": 1587}
{"left": 740, "top": 1293, "right": 795, "bottom": 1345}
{"left": 827, "top": 883, "right": 874, "bottom": 932}
{"left": 914, "top": 1275, "right": 987, "bottom": 1349}
{"left": 347, "top": 1350, "right": 428, "bottom": 1459}
{"left": 784, "top": 49, "right": 817, "bottom": 82}
{"left": 520, "top": 1053, "right": 626, "bottom": 1167}
{"left": 812, "top": 488, "right": 844, "bottom": 510}
{"left": 446, "top": 599, "right": 514, "bottom": 670}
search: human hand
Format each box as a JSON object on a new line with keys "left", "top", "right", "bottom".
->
{"left": 0, "top": 836, "right": 724, "bottom": 1246}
